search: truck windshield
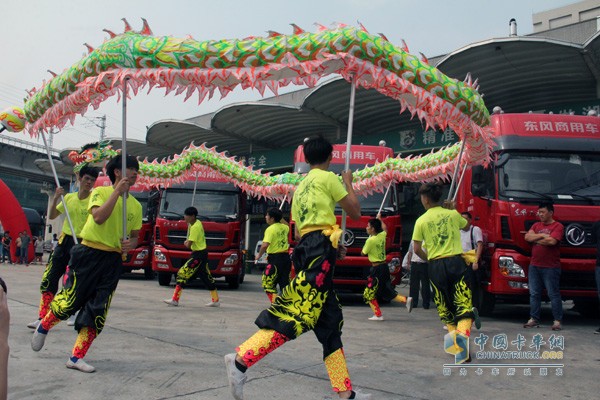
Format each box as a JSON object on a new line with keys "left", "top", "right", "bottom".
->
{"left": 498, "top": 152, "right": 600, "bottom": 204}
{"left": 131, "top": 191, "right": 148, "bottom": 221}
{"left": 159, "top": 189, "right": 238, "bottom": 221}
{"left": 324, "top": 164, "right": 397, "bottom": 214}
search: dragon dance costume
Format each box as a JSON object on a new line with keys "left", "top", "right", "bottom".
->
{"left": 235, "top": 168, "right": 356, "bottom": 393}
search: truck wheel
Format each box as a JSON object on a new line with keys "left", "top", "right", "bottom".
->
{"left": 226, "top": 275, "right": 240, "bottom": 289}
{"left": 158, "top": 272, "right": 172, "bottom": 286}
{"left": 144, "top": 267, "right": 155, "bottom": 280}
{"left": 478, "top": 291, "right": 496, "bottom": 317}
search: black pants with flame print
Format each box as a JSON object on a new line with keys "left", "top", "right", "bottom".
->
{"left": 255, "top": 231, "right": 344, "bottom": 359}
{"left": 428, "top": 255, "right": 474, "bottom": 325}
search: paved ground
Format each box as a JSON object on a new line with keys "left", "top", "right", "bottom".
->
{"left": 0, "top": 261, "right": 598, "bottom": 400}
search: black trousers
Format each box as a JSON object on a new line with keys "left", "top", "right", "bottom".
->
{"left": 40, "top": 234, "right": 76, "bottom": 294}
{"left": 409, "top": 261, "right": 430, "bottom": 308}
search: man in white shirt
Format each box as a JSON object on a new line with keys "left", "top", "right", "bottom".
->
{"left": 460, "top": 212, "right": 483, "bottom": 307}
{"left": 404, "top": 240, "right": 430, "bottom": 309}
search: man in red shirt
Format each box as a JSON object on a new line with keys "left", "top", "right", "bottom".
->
{"left": 523, "top": 203, "right": 564, "bottom": 331}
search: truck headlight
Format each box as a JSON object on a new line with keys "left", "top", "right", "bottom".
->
{"left": 498, "top": 256, "right": 525, "bottom": 277}
{"left": 224, "top": 254, "right": 239, "bottom": 265}
{"left": 154, "top": 249, "right": 166, "bottom": 262}
{"left": 136, "top": 249, "right": 149, "bottom": 260}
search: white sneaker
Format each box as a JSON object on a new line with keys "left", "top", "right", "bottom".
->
{"left": 406, "top": 297, "right": 413, "bottom": 313}
{"left": 31, "top": 327, "right": 47, "bottom": 352}
{"left": 368, "top": 315, "right": 384, "bottom": 321}
{"left": 443, "top": 325, "right": 448, "bottom": 330}
{"left": 352, "top": 390, "right": 373, "bottom": 399}
{"left": 224, "top": 353, "right": 247, "bottom": 400}
{"left": 67, "top": 314, "right": 77, "bottom": 326}
{"left": 205, "top": 300, "right": 220, "bottom": 307}
{"left": 66, "top": 358, "right": 96, "bottom": 373}
{"left": 163, "top": 299, "right": 179, "bottom": 306}
{"left": 27, "top": 319, "right": 41, "bottom": 330}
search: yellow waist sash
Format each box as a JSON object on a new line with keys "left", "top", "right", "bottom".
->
{"left": 300, "top": 224, "right": 343, "bottom": 249}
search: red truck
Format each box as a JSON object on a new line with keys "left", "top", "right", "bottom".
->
{"left": 151, "top": 167, "right": 246, "bottom": 289}
{"left": 95, "top": 175, "right": 155, "bottom": 278}
{"left": 291, "top": 143, "right": 403, "bottom": 291}
{"left": 454, "top": 112, "right": 600, "bottom": 316}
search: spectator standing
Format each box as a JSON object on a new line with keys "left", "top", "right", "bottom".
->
{"left": 51, "top": 234, "right": 58, "bottom": 252}
{"left": 460, "top": 212, "right": 483, "bottom": 308}
{"left": 405, "top": 240, "right": 430, "bottom": 309}
{"left": 15, "top": 233, "right": 22, "bottom": 264}
{"left": 34, "top": 236, "right": 44, "bottom": 264}
{"left": 0, "top": 233, "right": 11, "bottom": 264}
{"left": 523, "top": 202, "right": 564, "bottom": 331}
{"left": 20, "top": 231, "right": 31, "bottom": 266}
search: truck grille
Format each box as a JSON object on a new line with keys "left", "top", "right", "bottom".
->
{"left": 166, "top": 230, "right": 227, "bottom": 247}
{"left": 524, "top": 220, "right": 596, "bottom": 248}
{"left": 169, "top": 257, "right": 220, "bottom": 271}
{"left": 560, "top": 271, "right": 597, "bottom": 290}
{"left": 333, "top": 265, "right": 370, "bottom": 280}
{"left": 346, "top": 228, "right": 370, "bottom": 248}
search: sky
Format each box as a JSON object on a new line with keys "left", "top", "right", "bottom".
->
{"left": 0, "top": 0, "right": 577, "bottom": 152}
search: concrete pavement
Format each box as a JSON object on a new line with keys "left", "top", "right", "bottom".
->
{"left": 0, "top": 262, "right": 598, "bottom": 399}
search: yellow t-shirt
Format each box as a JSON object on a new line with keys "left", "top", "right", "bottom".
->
{"left": 56, "top": 192, "right": 91, "bottom": 237}
{"left": 263, "top": 222, "right": 289, "bottom": 254}
{"left": 79, "top": 186, "right": 143, "bottom": 251}
{"left": 292, "top": 169, "right": 348, "bottom": 233}
{"left": 412, "top": 206, "right": 466, "bottom": 260}
{"left": 188, "top": 219, "right": 207, "bottom": 251}
{"left": 362, "top": 231, "right": 386, "bottom": 263}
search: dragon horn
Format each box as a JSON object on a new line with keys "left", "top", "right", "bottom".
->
{"left": 122, "top": 18, "right": 132, "bottom": 32}
{"left": 140, "top": 18, "right": 153, "bottom": 35}
{"left": 84, "top": 43, "right": 95, "bottom": 54}
{"left": 102, "top": 28, "right": 116, "bottom": 38}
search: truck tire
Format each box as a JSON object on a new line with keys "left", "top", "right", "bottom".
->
{"left": 158, "top": 272, "right": 172, "bottom": 286}
{"left": 478, "top": 291, "right": 496, "bottom": 317}
{"left": 226, "top": 274, "right": 240, "bottom": 289}
{"left": 144, "top": 267, "right": 155, "bottom": 280}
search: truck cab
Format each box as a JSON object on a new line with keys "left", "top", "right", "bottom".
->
{"left": 456, "top": 112, "right": 600, "bottom": 316}
{"left": 152, "top": 168, "right": 246, "bottom": 289}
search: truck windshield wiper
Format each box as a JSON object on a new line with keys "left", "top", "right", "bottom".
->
{"left": 501, "top": 189, "right": 553, "bottom": 201}
{"left": 547, "top": 192, "right": 596, "bottom": 204}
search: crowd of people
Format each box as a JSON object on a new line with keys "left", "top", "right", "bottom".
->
{"left": 0, "top": 136, "right": 598, "bottom": 400}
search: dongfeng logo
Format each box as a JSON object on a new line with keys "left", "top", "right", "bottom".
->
{"left": 343, "top": 229, "right": 355, "bottom": 246}
{"left": 565, "top": 224, "right": 586, "bottom": 246}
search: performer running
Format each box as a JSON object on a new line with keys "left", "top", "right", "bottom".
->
{"left": 256, "top": 207, "right": 291, "bottom": 303}
{"left": 411, "top": 182, "right": 480, "bottom": 364}
{"left": 163, "top": 206, "right": 220, "bottom": 307}
{"left": 31, "top": 154, "right": 142, "bottom": 373}
{"left": 27, "top": 165, "right": 99, "bottom": 330}
{"left": 362, "top": 215, "right": 412, "bottom": 321}
{"left": 224, "top": 136, "right": 371, "bottom": 400}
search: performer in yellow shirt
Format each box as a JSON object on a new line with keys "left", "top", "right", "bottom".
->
{"left": 255, "top": 208, "right": 291, "bottom": 303}
{"left": 31, "top": 155, "right": 142, "bottom": 373}
{"left": 412, "top": 182, "right": 480, "bottom": 364}
{"left": 362, "top": 216, "right": 412, "bottom": 321}
{"left": 225, "top": 136, "right": 371, "bottom": 400}
{"left": 27, "top": 165, "right": 99, "bottom": 330}
{"left": 164, "top": 207, "right": 220, "bottom": 307}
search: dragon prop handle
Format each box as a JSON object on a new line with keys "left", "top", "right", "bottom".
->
{"left": 1, "top": 20, "right": 494, "bottom": 199}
